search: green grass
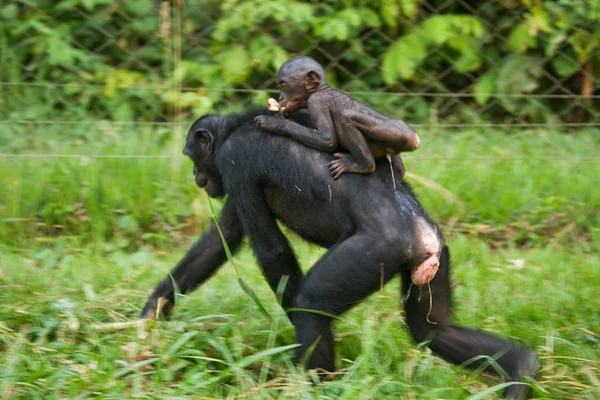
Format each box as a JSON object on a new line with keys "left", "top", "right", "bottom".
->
{"left": 1, "top": 125, "right": 599, "bottom": 398}
{"left": 1, "top": 124, "right": 599, "bottom": 249}
{"left": 1, "top": 238, "right": 599, "bottom": 399}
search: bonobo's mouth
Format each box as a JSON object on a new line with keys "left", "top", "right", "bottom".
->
{"left": 205, "top": 181, "right": 224, "bottom": 198}
{"left": 280, "top": 98, "right": 306, "bottom": 113}
{"left": 195, "top": 176, "right": 221, "bottom": 198}
{"left": 195, "top": 174, "right": 208, "bottom": 188}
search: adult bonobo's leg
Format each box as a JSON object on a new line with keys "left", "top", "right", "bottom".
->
{"left": 291, "top": 221, "right": 416, "bottom": 372}
{"left": 140, "top": 199, "right": 244, "bottom": 319}
{"left": 228, "top": 186, "right": 304, "bottom": 315}
{"left": 401, "top": 246, "right": 539, "bottom": 399}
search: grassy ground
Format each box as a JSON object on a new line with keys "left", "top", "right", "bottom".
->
{"left": 1, "top": 125, "right": 599, "bottom": 399}
{"left": 1, "top": 239, "right": 599, "bottom": 399}
{"left": 1, "top": 124, "right": 599, "bottom": 248}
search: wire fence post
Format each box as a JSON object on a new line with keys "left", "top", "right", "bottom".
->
{"left": 171, "top": 0, "right": 183, "bottom": 181}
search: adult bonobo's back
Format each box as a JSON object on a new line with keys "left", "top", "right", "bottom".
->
{"left": 142, "top": 109, "right": 539, "bottom": 399}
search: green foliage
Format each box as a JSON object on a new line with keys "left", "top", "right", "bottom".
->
{"left": 470, "top": 0, "right": 600, "bottom": 120}
{"left": 1, "top": 0, "right": 598, "bottom": 124}
{"left": 473, "top": 70, "right": 497, "bottom": 105}
{"left": 382, "top": 14, "right": 485, "bottom": 83}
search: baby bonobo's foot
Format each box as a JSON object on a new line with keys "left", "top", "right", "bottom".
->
{"left": 328, "top": 153, "right": 375, "bottom": 179}
{"left": 328, "top": 153, "right": 350, "bottom": 179}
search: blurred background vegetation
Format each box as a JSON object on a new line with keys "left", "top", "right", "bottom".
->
{"left": 0, "top": 0, "right": 599, "bottom": 252}
{"left": 2, "top": 0, "right": 599, "bottom": 124}
{"left": 1, "top": 2, "right": 600, "bottom": 398}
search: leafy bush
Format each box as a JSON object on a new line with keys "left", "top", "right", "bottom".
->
{"left": 1, "top": 0, "right": 598, "bottom": 125}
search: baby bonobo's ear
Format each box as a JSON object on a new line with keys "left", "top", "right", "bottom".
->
{"left": 305, "top": 70, "right": 321, "bottom": 92}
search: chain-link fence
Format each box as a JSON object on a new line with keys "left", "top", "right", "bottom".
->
{"left": 1, "top": 0, "right": 599, "bottom": 248}
{"left": 2, "top": 1, "right": 599, "bottom": 127}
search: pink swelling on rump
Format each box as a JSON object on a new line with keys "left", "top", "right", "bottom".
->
{"left": 411, "top": 218, "right": 441, "bottom": 286}
{"left": 411, "top": 255, "right": 440, "bottom": 286}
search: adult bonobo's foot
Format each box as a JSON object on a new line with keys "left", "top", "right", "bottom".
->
{"left": 140, "top": 297, "right": 172, "bottom": 320}
{"left": 504, "top": 350, "right": 540, "bottom": 399}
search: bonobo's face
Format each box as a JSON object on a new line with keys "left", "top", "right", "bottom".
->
{"left": 277, "top": 73, "right": 308, "bottom": 113}
{"left": 277, "top": 56, "right": 324, "bottom": 113}
{"left": 183, "top": 116, "right": 225, "bottom": 198}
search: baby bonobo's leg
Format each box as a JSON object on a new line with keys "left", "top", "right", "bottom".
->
{"left": 328, "top": 117, "right": 376, "bottom": 180}
{"left": 342, "top": 109, "right": 420, "bottom": 152}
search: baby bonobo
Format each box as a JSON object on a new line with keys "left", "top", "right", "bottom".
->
{"left": 255, "top": 56, "right": 420, "bottom": 179}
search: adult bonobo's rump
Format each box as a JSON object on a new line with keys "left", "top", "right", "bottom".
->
{"left": 141, "top": 109, "right": 539, "bottom": 399}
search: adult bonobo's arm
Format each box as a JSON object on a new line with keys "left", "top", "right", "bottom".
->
{"left": 223, "top": 184, "right": 305, "bottom": 318}
{"left": 255, "top": 100, "right": 337, "bottom": 152}
{"left": 140, "top": 199, "right": 244, "bottom": 319}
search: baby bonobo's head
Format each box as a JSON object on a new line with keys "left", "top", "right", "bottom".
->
{"left": 276, "top": 56, "right": 327, "bottom": 113}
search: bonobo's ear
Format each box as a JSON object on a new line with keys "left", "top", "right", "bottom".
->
{"left": 305, "top": 71, "right": 321, "bottom": 92}
{"left": 195, "top": 128, "right": 214, "bottom": 154}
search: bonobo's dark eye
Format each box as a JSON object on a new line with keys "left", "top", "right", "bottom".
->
{"left": 279, "top": 79, "right": 285, "bottom": 86}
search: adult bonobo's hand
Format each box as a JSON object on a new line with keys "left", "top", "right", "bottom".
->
{"left": 255, "top": 113, "right": 287, "bottom": 135}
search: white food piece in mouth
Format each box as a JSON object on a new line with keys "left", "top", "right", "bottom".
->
{"left": 267, "top": 98, "right": 281, "bottom": 112}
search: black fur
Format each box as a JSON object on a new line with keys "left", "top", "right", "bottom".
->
{"left": 142, "top": 109, "right": 539, "bottom": 399}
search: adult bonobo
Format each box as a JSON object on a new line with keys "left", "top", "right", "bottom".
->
{"left": 141, "top": 109, "right": 539, "bottom": 399}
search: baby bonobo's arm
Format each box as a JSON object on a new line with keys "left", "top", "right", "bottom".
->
{"left": 255, "top": 100, "right": 337, "bottom": 152}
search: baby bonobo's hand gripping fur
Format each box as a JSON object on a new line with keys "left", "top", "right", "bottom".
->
{"left": 256, "top": 56, "right": 420, "bottom": 179}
